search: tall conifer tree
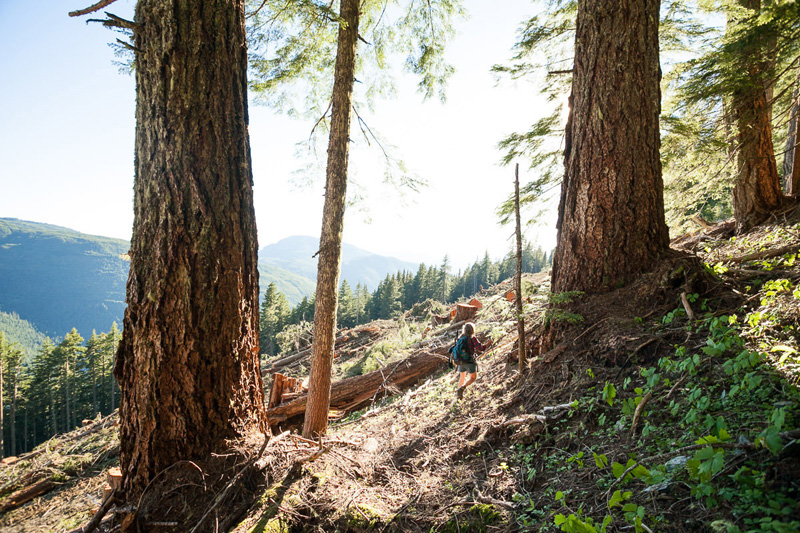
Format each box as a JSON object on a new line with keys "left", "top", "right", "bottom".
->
{"left": 552, "top": 0, "right": 670, "bottom": 294}
{"left": 73, "top": 0, "right": 268, "bottom": 500}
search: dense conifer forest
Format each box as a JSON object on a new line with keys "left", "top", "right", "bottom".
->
{"left": 261, "top": 243, "right": 552, "bottom": 356}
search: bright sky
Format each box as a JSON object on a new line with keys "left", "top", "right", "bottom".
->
{"left": 0, "top": 0, "right": 558, "bottom": 271}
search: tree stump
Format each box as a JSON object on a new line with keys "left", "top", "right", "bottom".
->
{"left": 454, "top": 303, "right": 478, "bottom": 323}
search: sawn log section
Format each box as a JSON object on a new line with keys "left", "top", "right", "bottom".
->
{"left": 266, "top": 349, "right": 448, "bottom": 425}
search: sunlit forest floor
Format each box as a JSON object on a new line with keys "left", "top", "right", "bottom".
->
{"left": 2, "top": 214, "right": 799, "bottom": 533}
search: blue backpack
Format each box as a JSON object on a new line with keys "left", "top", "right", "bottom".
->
{"left": 448, "top": 335, "right": 471, "bottom": 368}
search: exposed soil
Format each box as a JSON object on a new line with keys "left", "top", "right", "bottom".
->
{"left": 2, "top": 217, "right": 799, "bottom": 533}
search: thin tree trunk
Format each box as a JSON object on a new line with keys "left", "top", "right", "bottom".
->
{"left": 115, "top": 0, "right": 267, "bottom": 498}
{"left": 49, "top": 375, "right": 57, "bottom": 436}
{"left": 785, "top": 73, "right": 800, "bottom": 196}
{"left": 303, "top": 0, "right": 360, "bottom": 439}
{"left": 731, "top": 0, "right": 784, "bottom": 232}
{"left": 514, "top": 163, "right": 526, "bottom": 374}
{"left": 1, "top": 358, "right": 4, "bottom": 459}
{"left": 11, "top": 379, "right": 17, "bottom": 456}
{"left": 23, "top": 403, "right": 28, "bottom": 453}
{"left": 552, "top": 0, "right": 669, "bottom": 294}
{"left": 110, "top": 349, "right": 115, "bottom": 413}
{"left": 92, "top": 346, "right": 98, "bottom": 417}
{"left": 63, "top": 360, "right": 69, "bottom": 433}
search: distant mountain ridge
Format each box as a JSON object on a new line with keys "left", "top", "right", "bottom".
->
{"left": 0, "top": 219, "right": 419, "bottom": 340}
{"left": 258, "top": 236, "right": 419, "bottom": 294}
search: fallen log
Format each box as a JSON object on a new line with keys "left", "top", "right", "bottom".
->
{"left": 727, "top": 243, "right": 800, "bottom": 263}
{"left": 266, "top": 351, "right": 447, "bottom": 425}
{"left": 0, "top": 477, "right": 56, "bottom": 513}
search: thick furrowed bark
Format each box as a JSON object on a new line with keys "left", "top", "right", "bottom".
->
{"left": 552, "top": 0, "right": 669, "bottom": 295}
{"left": 115, "top": 0, "right": 266, "bottom": 498}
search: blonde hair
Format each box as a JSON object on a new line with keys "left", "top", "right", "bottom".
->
{"left": 462, "top": 322, "right": 475, "bottom": 337}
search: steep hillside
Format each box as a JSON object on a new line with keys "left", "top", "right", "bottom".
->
{"left": 2, "top": 220, "right": 798, "bottom": 533}
{"left": 0, "top": 218, "right": 128, "bottom": 339}
{"left": 257, "top": 263, "right": 317, "bottom": 307}
{"left": 0, "top": 309, "right": 47, "bottom": 360}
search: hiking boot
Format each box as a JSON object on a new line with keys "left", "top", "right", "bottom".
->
{"left": 456, "top": 386, "right": 464, "bottom": 400}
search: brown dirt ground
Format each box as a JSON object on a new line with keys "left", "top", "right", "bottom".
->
{"left": 2, "top": 215, "right": 799, "bottom": 532}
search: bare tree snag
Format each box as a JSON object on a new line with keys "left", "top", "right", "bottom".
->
{"left": 514, "top": 163, "right": 527, "bottom": 374}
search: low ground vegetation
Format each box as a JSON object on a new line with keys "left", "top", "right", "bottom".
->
{"left": 1, "top": 219, "right": 799, "bottom": 532}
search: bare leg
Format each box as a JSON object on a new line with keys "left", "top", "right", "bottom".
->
{"left": 462, "top": 372, "right": 477, "bottom": 389}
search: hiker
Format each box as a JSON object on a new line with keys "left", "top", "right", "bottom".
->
{"left": 454, "top": 322, "right": 491, "bottom": 400}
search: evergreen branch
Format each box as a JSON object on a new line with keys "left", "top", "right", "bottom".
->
{"left": 85, "top": 13, "right": 137, "bottom": 31}
{"left": 68, "top": 0, "right": 119, "bottom": 18}
{"left": 248, "top": 0, "right": 274, "bottom": 20}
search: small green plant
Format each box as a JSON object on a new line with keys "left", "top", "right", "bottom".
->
{"left": 602, "top": 382, "right": 617, "bottom": 406}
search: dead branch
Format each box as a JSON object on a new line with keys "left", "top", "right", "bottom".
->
{"left": 296, "top": 445, "right": 333, "bottom": 465}
{"left": 572, "top": 318, "right": 610, "bottom": 345}
{"left": 541, "top": 402, "right": 574, "bottom": 419}
{"left": 68, "top": 0, "right": 119, "bottom": 17}
{"left": 727, "top": 243, "right": 800, "bottom": 263}
{"left": 71, "top": 490, "right": 119, "bottom": 533}
{"left": 501, "top": 414, "right": 547, "bottom": 428}
{"left": 189, "top": 432, "right": 270, "bottom": 533}
{"left": 379, "top": 493, "right": 421, "bottom": 533}
{"left": 86, "top": 13, "right": 137, "bottom": 30}
{"left": 630, "top": 391, "right": 653, "bottom": 437}
{"left": 667, "top": 373, "right": 691, "bottom": 399}
{"left": 680, "top": 292, "right": 695, "bottom": 321}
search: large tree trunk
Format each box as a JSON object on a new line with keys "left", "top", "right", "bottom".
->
{"left": 114, "top": 0, "right": 267, "bottom": 498}
{"left": 551, "top": 0, "right": 669, "bottom": 294}
{"left": 731, "top": 0, "right": 784, "bottom": 232}
{"left": 303, "top": 0, "right": 360, "bottom": 439}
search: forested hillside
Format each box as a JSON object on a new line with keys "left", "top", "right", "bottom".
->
{"left": 0, "top": 325, "right": 121, "bottom": 458}
{"left": 0, "top": 310, "right": 46, "bottom": 361}
{"left": 0, "top": 219, "right": 128, "bottom": 339}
